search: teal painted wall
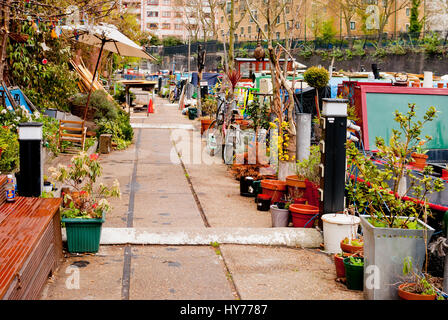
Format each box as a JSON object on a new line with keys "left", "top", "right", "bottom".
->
{"left": 365, "top": 93, "right": 448, "bottom": 149}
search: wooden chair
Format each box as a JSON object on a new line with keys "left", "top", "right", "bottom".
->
{"left": 58, "top": 119, "right": 87, "bottom": 152}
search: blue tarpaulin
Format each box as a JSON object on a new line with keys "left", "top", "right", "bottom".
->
{"left": 191, "top": 72, "right": 220, "bottom": 88}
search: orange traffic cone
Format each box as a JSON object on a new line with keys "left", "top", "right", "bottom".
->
{"left": 147, "top": 98, "right": 154, "bottom": 115}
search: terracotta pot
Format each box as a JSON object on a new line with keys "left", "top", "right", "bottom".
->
{"left": 438, "top": 83, "right": 445, "bottom": 88}
{"left": 200, "top": 119, "right": 213, "bottom": 135}
{"left": 286, "top": 175, "right": 306, "bottom": 200}
{"left": 410, "top": 152, "right": 428, "bottom": 170}
{"left": 261, "top": 180, "right": 286, "bottom": 204}
{"left": 289, "top": 204, "right": 319, "bottom": 228}
{"left": 340, "top": 240, "right": 364, "bottom": 254}
{"left": 398, "top": 283, "right": 437, "bottom": 300}
{"left": 334, "top": 253, "right": 355, "bottom": 278}
{"left": 286, "top": 175, "right": 306, "bottom": 188}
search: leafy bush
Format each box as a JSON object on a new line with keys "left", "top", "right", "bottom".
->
{"left": 331, "top": 48, "right": 345, "bottom": 61}
{"left": 72, "top": 90, "right": 120, "bottom": 121}
{"left": 296, "top": 145, "right": 321, "bottom": 184}
{"left": 303, "top": 66, "right": 330, "bottom": 89}
{"left": 113, "top": 84, "right": 135, "bottom": 105}
{"left": 96, "top": 109, "right": 133, "bottom": 150}
{"left": 7, "top": 22, "right": 78, "bottom": 112}
{"left": 0, "top": 126, "right": 19, "bottom": 173}
{"left": 423, "top": 32, "right": 443, "bottom": 56}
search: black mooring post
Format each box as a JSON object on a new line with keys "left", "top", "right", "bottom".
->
{"left": 319, "top": 99, "right": 348, "bottom": 215}
{"left": 17, "top": 122, "right": 43, "bottom": 197}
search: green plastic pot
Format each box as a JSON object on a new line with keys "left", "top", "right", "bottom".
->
{"left": 62, "top": 215, "right": 105, "bottom": 253}
{"left": 343, "top": 257, "right": 364, "bottom": 291}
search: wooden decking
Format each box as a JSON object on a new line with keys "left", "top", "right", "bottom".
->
{"left": 0, "top": 196, "right": 62, "bottom": 299}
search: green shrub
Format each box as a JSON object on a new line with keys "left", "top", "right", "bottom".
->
{"left": 0, "top": 126, "right": 19, "bottom": 173}
{"left": 95, "top": 109, "right": 134, "bottom": 150}
{"left": 72, "top": 90, "right": 120, "bottom": 121}
{"left": 303, "top": 66, "right": 330, "bottom": 89}
{"left": 114, "top": 84, "right": 135, "bottom": 105}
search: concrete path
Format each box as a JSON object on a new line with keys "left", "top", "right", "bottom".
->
{"left": 40, "top": 97, "right": 363, "bottom": 300}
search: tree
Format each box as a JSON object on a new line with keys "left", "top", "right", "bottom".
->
{"left": 354, "top": 0, "right": 410, "bottom": 45}
{"left": 219, "top": 0, "right": 250, "bottom": 71}
{"left": 245, "top": 0, "right": 304, "bottom": 177}
{"left": 426, "top": 0, "right": 448, "bottom": 39}
{"left": 409, "top": 0, "right": 423, "bottom": 37}
{"left": 162, "top": 36, "right": 184, "bottom": 47}
{"left": 329, "top": 0, "right": 358, "bottom": 39}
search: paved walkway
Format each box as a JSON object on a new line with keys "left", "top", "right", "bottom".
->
{"left": 40, "top": 97, "right": 363, "bottom": 300}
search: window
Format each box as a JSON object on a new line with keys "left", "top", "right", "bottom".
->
{"left": 162, "top": 11, "right": 171, "bottom": 17}
{"left": 285, "top": 6, "right": 289, "bottom": 14}
{"left": 295, "top": 22, "right": 300, "bottom": 29}
{"left": 174, "top": 12, "right": 182, "bottom": 17}
{"left": 286, "top": 21, "right": 290, "bottom": 29}
{"left": 226, "top": 1, "right": 231, "bottom": 14}
{"left": 162, "top": 23, "right": 170, "bottom": 29}
{"left": 276, "top": 16, "right": 280, "bottom": 24}
{"left": 350, "top": 21, "right": 355, "bottom": 30}
{"left": 276, "top": 32, "right": 280, "bottom": 40}
{"left": 406, "top": 7, "right": 410, "bottom": 16}
{"left": 241, "top": 27, "right": 244, "bottom": 34}
{"left": 147, "top": 11, "right": 158, "bottom": 17}
{"left": 248, "top": 26, "right": 251, "bottom": 33}
{"left": 406, "top": 23, "right": 410, "bottom": 32}
{"left": 250, "top": 10, "right": 257, "bottom": 22}
{"left": 147, "top": 23, "right": 158, "bottom": 29}
{"left": 175, "top": 24, "right": 182, "bottom": 30}
{"left": 221, "top": 16, "right": 224, "bottom": 23}
{"left": 147, "top": 0, "right": 158, "bottom": 4}
{"left": 264, "top": 24, "right": 267, "bottom": 32}
{"left": 163, "top": 0, "right": 170, "bottom": 4}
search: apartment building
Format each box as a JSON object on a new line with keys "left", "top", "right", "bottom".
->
{"left": 119, "top": 0, "right": 214, "bottom": 41}
{"left": 216, "top": 0, "right": 414, "bottom": 43}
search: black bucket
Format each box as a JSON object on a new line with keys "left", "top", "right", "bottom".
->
{"left": 240, "top": 176, "right": 255, "bottom": 197}
{"left": 257, "top": 194, "right": 271, "bottom": 211}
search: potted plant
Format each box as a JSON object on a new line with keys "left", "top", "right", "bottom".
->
{"left": 340, "top": 237, "right": 364, "bottom": 254}
{"left": 343, "top": 256, "right": 364, "bottom": 291}
{"left": 43, "top": 175, "right": 53, "bottom": 193}
{"left": 288, "top": 145, "right": 321, "bottom": 204}
{"left": 397, "top": 257, "right": 439, "bottom": 300}
{"left": 346, "top": 103, "right": 444, "bottom": 300}
{"left": 199, "top": 96, "right": 218, "bottom": 134}
{"left": 270, "top": 201, "right": 291, "bottom": 227}
{"left": 49, "top": 152, "right": 120, "bottom": 253}
{"left": 409, "top": 140, "right": 429, "bottom": 169}
{"left": 334, "top": 252, "right": 359, "bottom": 278}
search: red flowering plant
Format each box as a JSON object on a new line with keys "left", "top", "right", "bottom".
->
{"left": 48, "top": 152, "right": 120, "bottom": 219}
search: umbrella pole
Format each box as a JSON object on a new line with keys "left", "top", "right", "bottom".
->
{"left": 83, "top": 39, "right": 106, "bottom": 120}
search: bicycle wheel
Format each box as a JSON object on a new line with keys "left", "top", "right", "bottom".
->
{"left": 223, "top": 126, "right": 236, "bottom": 164}
{"left": 205, "top": 120, "right": 222, "bottom": 157}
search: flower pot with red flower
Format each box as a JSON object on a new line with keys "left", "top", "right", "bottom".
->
{"left": 49, "top": 152, "right": 121, "bottom": 253}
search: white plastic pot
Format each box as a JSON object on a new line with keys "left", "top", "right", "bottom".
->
{"left": 321, "top": 214, "right": 360, "bottom": 254}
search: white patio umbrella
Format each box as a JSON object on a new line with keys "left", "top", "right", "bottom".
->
{"left": 61, "top": 23, "right": 155, "bottom": 119}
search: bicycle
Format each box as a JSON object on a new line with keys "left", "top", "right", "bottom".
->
{"left": 204, "top": 93, "right": 245, "bottom": 164}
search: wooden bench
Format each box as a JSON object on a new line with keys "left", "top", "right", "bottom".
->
{"left": 58, "top": 119, "right": 87, "bottom": 152}
{"left": 0, "top": 176, "right": 62, "bottom": 300}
